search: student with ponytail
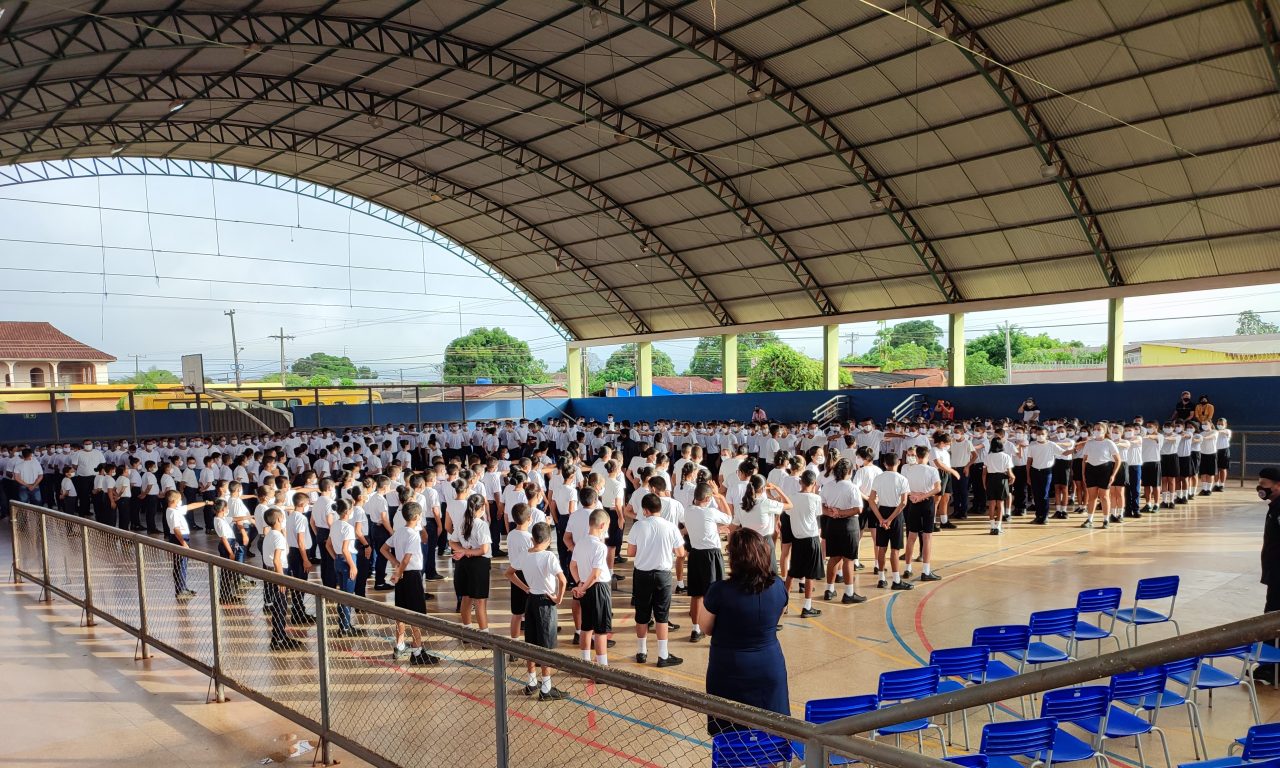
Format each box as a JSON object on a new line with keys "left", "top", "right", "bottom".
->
{"left": 453, "top": 493, "right": 492, "bottom": 632}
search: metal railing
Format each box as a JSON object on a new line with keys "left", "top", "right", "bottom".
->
{"left": 889, "top": 393, "right": 924, "bottom": 422}
{"left": 7, "top": 501, "right": 951, "bottom": 768}
{"left": 812, "top": 394, "right": 847, "bottom": 428}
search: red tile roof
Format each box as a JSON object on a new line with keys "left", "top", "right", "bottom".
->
{"left": 0, "top": 322, "right": 116, "bottom": 362}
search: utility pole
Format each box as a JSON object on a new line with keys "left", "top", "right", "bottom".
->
{"left": 269, "top": 327, "right": 295, "bottom": 385}
{"left": 1003, "top": 322, "right": 1013, "bottom": 385}
{"left": 128, "top": 354, "right": 144, "bottom": 377}
{"left": 458, "top": 302, "right": 463, "bottom": 336}
{"left": 224, "top": 309, "right": 241, "bottom": 387}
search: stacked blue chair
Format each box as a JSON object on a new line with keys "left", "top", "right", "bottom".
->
{"left": 1071, "top": 587, "right": 1123, "bottom": 656}
{"left": 794, "top": 695, "right": 878, "bottom": 766}
{"left": 1105, "top": 576, "right": 1181, "bottom": 647}
{"left": 970, "top": 625, "right": 1034, "bottom": 716}
{"left": 1075, "top": 667, "right": 1173, "bottom": 768}
{"left": 710, "top": 729, "right": 793, "bottom": 768}
{"left": 874, "top": 666, "right": 948, "bottom": 756}
{"left": 1167, "top": 648, "right": 1261, "bottom": 725}
{"left": 1116, "top": 657, "right": 1206, "bottom": 760}
{"left": 1177, "top": 722, "right": 1280, "bottom": 768}
{"left": 931, "top": 646, "right": 995, "bottom": 749}
{"left": 1008, "top": 609, "right": 1079, "bottom": 675}
{"left": 1233, "top": 643, "right": 1280, "bottom": 690}
{"left": 946, "top": 718, "right": 1058, "bottom": 768}
{"left": 1036, "top": 686, "right": 1111, "bottom": 768}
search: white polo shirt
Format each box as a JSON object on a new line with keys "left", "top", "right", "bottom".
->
{"left": 626, "top": 515, "right": 683, "bottom": 571}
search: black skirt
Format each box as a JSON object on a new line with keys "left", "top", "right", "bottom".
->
{"left": 986, "top": 475, "right": 1010, "bottom": 500}
{"left": 822, "top": 516, "right": 859, "bottom": 559}
{"left": 394, "top": 570, "right": 427, "bottom": 614}
{"left": 455, "top": 555, "right": 491, "bottom": 599}
{"left": 687, "top": 547, "right": 724, "bottom": 597}
{"left": 1200, "top": 451, "right": 1218, "bottom": 476}
{"left": 778, "top": 512, "right": 795, "bottom": 544}
{"left": 788, "top": 536, "right": 824, "bottom": 581}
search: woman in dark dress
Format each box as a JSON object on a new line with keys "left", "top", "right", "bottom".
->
{"left": 698, "top": 528, "right": 790, "bottom": 734}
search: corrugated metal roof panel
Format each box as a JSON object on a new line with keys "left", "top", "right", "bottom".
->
{"left": 1207, "top": 231, "right": 1280, "bottom": 275}
{"left": 1116, "top": 238, "right": 1222, "bottom": 283}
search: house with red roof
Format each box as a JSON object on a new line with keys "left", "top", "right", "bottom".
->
{"left": 0, "top": 322, "right": 116, "bottom": 387}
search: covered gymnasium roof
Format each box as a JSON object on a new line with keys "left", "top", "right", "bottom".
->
{"left": 1, "top": 0, "right": 1279, "bottom": 342}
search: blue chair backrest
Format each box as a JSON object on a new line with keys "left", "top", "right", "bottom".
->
{"left": 712, "top": 729, "right": 794, "bottom": 768}
{"left": 972, "top": 625, "right": 1031, "bottom": 654}
{"left": 1029, "top": 608, "right": 1079, "bottom": 637}
{"left": 1134, "top": 575, "right": 1179, "bottom": 601}
{"left": 804, "top": 695, "right": 879, "bottom": 725}
{"left": 1039, "top": 685, "right": 1111, "bottom": 724}
{"left": 1076, "top": 587, "right": 1122, "bottom": 614}
{"left": 1203, "top": 644, "right": 1252, "bottom": 660}
{"left": 930, "top": 646, "right": 991, "bottom": 680}
{"left": 1162, "top": 656, "right": 1199, "bottom": 678}
{"left": 1241, "top": 723, "right": 1280, "bottom": 761}
{"left": 878, "top": 665, "right": 942, "bottom": 703}
{"left": 979, "top": 717, "right": 1059, "bottom": 758}
{"left": 1110, "top": 667, "right": 1166, "bottom": 701}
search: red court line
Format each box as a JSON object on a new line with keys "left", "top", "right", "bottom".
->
{"left": 352, "top": 651, "right": 660, "bottom": 768}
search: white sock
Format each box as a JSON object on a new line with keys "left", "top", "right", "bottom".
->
{"left": 541, "top": 675, "right": 552, "bottom": 693}
{"left": 596, "top": 654, "right": 608, "bottom": 665}
{"left": 527, "top": 672, "right": 537, "bottom": 686}
{"left": 657, "top": 639, "right": 669, "bottom": 659}
{"left": 939, "top": 515, "right": 948, "bottom": 523}
{"left": 922, "top": 564, "right": 931, "bottom": 575}
{"left": 854, "top": 560, "right": 862, "bottom": 568}
{"left": 581, "top": 649, "right": 591, "bottom": 661}
{"left": 637, "top": 637, "right": 648, "bottom": 655}
{"left": 481, "top": 627, "right": 490, "bottom": 633}
{"left": 463, "top": 623, "right": 472, "bottom": 630}
{"left": 395, "top": 642, "right": 406, "bottom": 652}
{"left": 825, "top": 581, "right": 835, "bottom": 593}
{"left": 677, "top": 580, "right": 685, "bottom": 589}
{"left": 892, "top": 572, "right": 901, "bottom": 583}
{"left": 803, "top": 598, "right": 812, "bottom": 610}
{"left": 844, "top": 584, "right": 856, "bottom": 597}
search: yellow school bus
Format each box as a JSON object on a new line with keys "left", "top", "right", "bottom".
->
{"left": 133, "top": 385, "right": 383, "bottom": 410}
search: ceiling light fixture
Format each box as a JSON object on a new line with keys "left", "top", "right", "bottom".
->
{"left": 588, "top": 6, "right": 604, "bottom": 29}
{"left": 612, "top": 132, "right": 629, "bottom": 145}
{"left": 739, "top": 222, "right": 753, "bottom": 237}
{"left": 1040, "top": 161, "right": 1059, "bottom": 178}
{"left": 110, "top": 143, "right": 126, "bottom": 155}
{"left": 869, "top": 196, "right": 886, "bottom": 210}
{"left": 167, "top": 98, "right": 187, "bottom": 114}
{"left": 430, "top": 192, "right": 444, "bottom": 202}
{"left": 747, "top": 88, "right": 766, "bottom": 103}
{"left": 243, "top": 41, "right": 263, "bottom": 56}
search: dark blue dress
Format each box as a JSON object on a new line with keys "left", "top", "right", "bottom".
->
{"left": 703, "top": 577, "right": 789, "bottom": 733}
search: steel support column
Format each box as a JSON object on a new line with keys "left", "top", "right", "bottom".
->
{"left": 1107, "top": 298, "right": 1125, "bottom": 383}
{"left": 948, "top": 313, "right": 966, "bottom": 387}
{"left": 636, "top": 342, "right": 653, "bottom": 397}
{"left": 566, "top": 346, "right": 584, "bottom": 400}
{"left": 823, "top": 325, "right": 841, "bottom": 391}
{"left": 722, "top": 334, "right": 738, "bottom": 394}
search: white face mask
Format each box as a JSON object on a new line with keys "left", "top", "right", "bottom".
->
{"left": 1163, "top": 427, "right": 1173, "bottom": 434}
{"left": 861, "top": 425, "right": 873, "bottom": 433}
{"left": 1035, "top": 434, "right": 1047, "bottom": 443}
{"left": 1145, "top": 426, "right": 1155, "bottom": 434}
{"left": 1092, "top": 430, "right": 1104, "bottom": 438}
{"left": 1123, "top": 430, "right": 1134, "bottom": 438}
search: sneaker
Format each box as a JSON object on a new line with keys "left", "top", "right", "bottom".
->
{"left": 178, "top": 589, "right": 197, "bottom": 599}
{"left": 673, "top": 585, "right": 687, "bottom": 595}
{"left": 891, "top": 581, "right": 915, "bottom": 591}
{"left": 635, "top": 653, "right": 648, "bottom": 664}
{"left": 841, "top": 593, "right": 867, "bottom": 604}
{"left": 292, "top": 614, "right": 317, "bottom": 625}
{"left": 939, "top": 522, "right": 958, "bottom": 530}
{"left": 877, "top": 579, "right": 888, "bottom": 589}
{"left": 424, "top": 573, "right": 446, "bottom": 581}
{"left": 1199, "top": 490, "right": 1212, "bottom": 497}
{"left": 1080, "top": 520, "right": 1093, "bottom": 529}
{"left": 823, "top": 589, "right": 835, "bottom": 601}
{"left": 798, "top": 583, "right": 807, "bottom": 594}
{"left": 689, "top": 630, "right": 703, "bottom": 643}
{"left": 914, "top": 556, "right": 923, "bottom": 562}
{"left": 606, "top": 639, "right": 616, "bottom": 649}
{"left": 522, "top": 684, "right": 537, "bottom": 696}
{"left": 337, "top": 627, "right": 369, "bottom": 638}
{"left": 873, "top": 566, "right": 882, "bottom": 575}
{"left": 1052, "top": 511, "right": 1068, "bottom": 520}
{"left": 835, "top": 573, "right": 843, "bottom": 583}
{"left": 657, "top": 654, "right": 684, "bottom": 668}
{"left": 919, "top": 572, "right": 942, "bottom": 582}
{"left": 572, "top": 632, "right": 581, "bottom": 645}
{"left": 854, "top": 562, "right": 865, "bottom": 571}
{"left": 988, "top": 529, "right": 999, "bottom": 535}
{"left": 539, "top": 686, "right": 569, "bottom": 701}
{"left": 373, "top": 584, "right": 393, "bottom": 591}
{"left": 1032, "top": 518, "right": 1047, "bottom": 525}
{"left": 902, "top": 569, "right": 913, "bottom": 579}
{"left": 667, "top": 621, "right": 680, "bottom": 631}
{"left": 800, "top": 607, "right": 822, "bottom": 618}
{"left": 1002, "top": 513, "right": 1011, "bottom": 522}
{"left": 409, "top": 650, "right": 441, "bottom": 666}
{"left": 270, "top": 638, "right": 306, "bottom": 651}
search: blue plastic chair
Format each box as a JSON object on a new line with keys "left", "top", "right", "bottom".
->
{"left": 1074, "top": 667, "right": 1172, "bottom": 768}
{"left": 1009, "top": 609, "right": 1078, "bottom": 667}
{"left": 1168, "top": 647, "right": 1261, "bottom": 725}
{"left": 1178, "top": 722, "right": 1280, "bottom": 768}
{"left": 794, "top": 695, "right": 878, "bottom": 765}
{"left": 1234, "top": 642, "right": 1280, "bottom": 690}
{"left": 1036, "top": 686, "right": 1111, "bottom": 768}
{"left": 970, "top": 625, "right": 1033, "bottom": 716}
{"left": 711, "top": 729, "right": 793, "bottom": 768}
{"left": 874, "top": 666, "right": 948, "bottom": 756}
{"left": 1071, "top": 587, "right": 1122, "bottom": 655}
{"left": 1118, "top": 658, "right": 1206, "bottom": 760}
{"left": 948, "top": 718, "right": 1059, "bottom": 768}
{"left": 1105, "top": 576, "right": 1180, "bottom": 647}
{"left": 1179, "top": 759, "right": 1280, "bottom": 768}
{"left": 930, "top": 646, "right": 994, "bottom": 749}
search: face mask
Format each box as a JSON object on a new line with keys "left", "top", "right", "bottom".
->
{"left": 83, "top": 444, "right": 92, "bottom": 451}
{"left": 1202, "top": 424, "right": 1211, "bottom": 431}
{"left": 906, "top": 429, "right": 917, "bottom": 437}
{"left": 861, "top": 425, "right": 872, "bottom": 433}
{"left": 1145, "top": 426, "right": 1155, "bottom": 434}
{"left": 1218, "top": 423, "right": 1226, "bottom": 429}
{"left": 1123, "top": 430, "right": 1134, "bottom": 438}
{"left": 1163, "top": 427, "right": 1173, "bottom": 434}
{"left": 1258, "top": 485, "right": 1273, "bottom": 501}
{"left": 1035, "top": 434, "right": 1047, "bottom": 443}
{"left": 1092, "top": 430, "right": 1104, "bottom": 438}
{"left": 905, "top": 455, "right": 918, "bottom": 464}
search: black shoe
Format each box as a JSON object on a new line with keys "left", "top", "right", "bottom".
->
{"left": 666, "top": 621, "right": 680, "bottom": 631}
{"left": 493, "top": 549, "right": 507, "bottom": 557}
{"left": 635, "top": 653, "right": 648, "bottom": 664}
{"left": 1032, "top": 518, "right": 1047, "bottom": 525}
{"left": 293, "top": 614, "right": 317, "bottom": 625}
{"left": 835, "top": 573, "right": 844, "bottom": 583}
{"left": 902, "top": 569, "right": 913, "bottom": 579}
{"left": 522, "top": 684, "right": 537, "bottom": 696}
{"left": 337, "top": 627, "right": 369, "bottom": 637}
{"left": 539, "top": 686, "right": 569, "bottom": 701}
{"left": 800, "top": 607, "right": 822, "bottom": 618}
{"left": 989, "top": 529, "right": 999, "bottom": 535}
{"left": 373, "top": 584, "right": 393, "bottom": 591}
{"left": 572, "top": 632, "right": 580, "bottom": 645}
{"left": 615, "top": 555, "right": 628, "bottom": 564}
{"left": 409, "top": 650, "right": 441, "bottom": 666}
{"left": 919, "top": 572, "right": 942, "bottom": 582}
{"left": 657, "top": 654, "right": 684, "bottom": 668}
{"left": 178, "top": 589, "right": 197, "bottom": 599}
{"left": 1002, "top": 513, "right": 1011, "bottom": 521}
{"left": 940, "top": 522, "right": 958, "bottom": 529}
{"left": 613, "top": 574, "right": 626, "bottom": 583}
{"left": 1199, "top": 490, "right": 1212, "bottom": 497}
{"left": 270, "top": 638, "right": 305, "bottom": 651}
{"left": 1080, "top": 520, "right": 1093, "bottom": 529}
{"left": 190, "top": 525, "right": 203, "bottom": 531}
{"left": 606, "top": 639, "right": 616, "bottom": 648}
{"left": 824, "top": 589, "right": 835, "bottom": 601}
{"left": 842, "top": 593, "right": 868, "bottom": 604}
{"left": 689, "top": 630, "right": 703, "bottom": 643}
{"left": 891, "top": 581, "right": 914, "bottom": 591}
{"left": 877, "top": 579, "right": 887, "bottom": 589}
{"left": 854, "top": 562, "right": 865, "bottom": 571}
{"left": 673, "top": 585, "right": 686, "bottom": 595}
{"left": 424, "top": 573, "right": 446, "bottom": 581}
{"left": 1053, "top": 511, "right": 1068, "bottom": 520}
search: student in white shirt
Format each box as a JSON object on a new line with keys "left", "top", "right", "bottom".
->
{"left": 311, "top": 479, "right": 337, "bottom": 588}
{"left": 284, "top": 492, "right": 317, "bottom": 625}
{"left": 901, "top": 446, "right": 942, "bottom": 582}
{"left": 454, "top": 494, "right": 493, "bottom": 632}
{"left": 820, "top": 459, "right": 866, "bottom": 604}
{"left": 570, "top": 508, "right": 612, "bottom": 666}
{"left": 783, "top": 471, "right": 825, "bottom": 618}
{"left": 58, "top": 465, "right": 77, "bottom": 517}
{"left": 684, "top": 482, "right": 731, "bottom": 642}
{"left": 380, "top": 502, "right": 440, "bottom": 666}
{"left": 1078, "top": 423, "right": 1121, "bottom": 528}
{"left": 1025, "top": 426, "right": 1065, "bottom": 524}
{"left": 982, "top": 438, "right": 1015, "bottom": 534}
{"left": 1139, "top": 423, "right": 1164, "bottom": 512}
{"left": 508, "top": 521, "right": 568, "bottom": 700}
{"left": 1215, "top": 418, "right": 1233, "bottom": 492}
{"left": 867, "top": 454, "right": 912, "bottom": 589}
{"left": 731, "top": 473, "right": 789, "bottom": 547}
{"left": 262, "top": 508, "right": 303, "bottom": 651}
{"left": 325, "top": 500, "right": 362, "bottom": 635}
{"left": 163, "top": 490, "right": 198, "bottom": 598}
{"left": 627, "top": 493, "right": 686, "bottom": 667}
{"left": 505, "top": 503, "right": 535, "bottom": 644}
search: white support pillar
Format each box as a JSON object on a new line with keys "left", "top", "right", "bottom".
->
{"left": 566, "top": 346, "right": 584, "bottom": 399}
{"left": 637, "top": 341, "right": 653, "bottom": 397}
{"left": 722, "top": 334, "right": 738, "bottom": 394}
{"left": 1107, "top": 297, "right": 1125, "bottom": 382}
{"left": 822, "top": 325, "right": 840, "bottom": 390}
{"left": 948, "top": 313, "right": 966, "bottom": 387}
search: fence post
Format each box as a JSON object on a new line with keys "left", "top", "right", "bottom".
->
{"left": 10, "top": 510, "right": 21, "bottom": 584}
{"left": 461, "top": 385, "right": 468, "bottom": 425}
{"left": 804, "top": 738, "right": 828, "bottom": 768}
{"left": 195, "top": 391, "right": 205, "bottom": 435}
{"left": 134, "top": 541, "right": 150, "bottom": 660}
{"left": 316, "top": 594, "right": 333, "bottom": 765}
{"left": 367, "top": 387, "right": 374, "bottom": 426}
{"left": 415, "top": 385, "right": 421, "bottom": 423}
{"left": 37, "top": 510, "right": 51, "bottom": 602}
{"left": 128, "top": 391, "right": 138, "bottom": 443}
{"left": 314, "top": 388, "right": 322, "bottom": 430}
{"left": 49, "top": 392, "right": 60, "bottom": 442}
{"left": 1241, "top": 433, "right": 1249, "bottom": 488}
{"left": 493, "top": 649, "right": 510, "bottom": 768}
{"left": 208, "top": 562, "right": 226, "bottom": 703}
{"left": 520, "top": 385, "right": 526, "bottom": 420}
{"left": 81, "top": 527, "right": 96, "bottom": 627}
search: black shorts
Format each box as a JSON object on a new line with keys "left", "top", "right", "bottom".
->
{"left": 1160, "top": 454, "right": 1178, "bottom": 477}
{"left": 823, "top": 516, "right": 859, "bottom": 560}
{"left": 510, "top": 569, "right": 528, "bottom": 615}
{"left": 1052, "top": 458, "right": 1072, "bottom": 487}
{"left": 779, "top": 512, "right": 795, "bottom": 544}
{"left": 606, "top": 508, "right": 624, "bottom": 549}
{"left": 632, "top": 569, "right": 674, "bottom": 625}
{"left": 873, "top": 507, "right": 905, "bottom": 550}
{"left": 905, "top": 500, "right": 935, "bottom": 534}
{"left": 1071, "top": 458, "right": 1085, "bottom": 483}
{"left": 788, "top": 536, "right": 824, "bottom": 581}
{"left": 986, "top": 475, "right": 1010, "bottom": 501}
{"left": 1113, "top": 463, "right": 1128, "bottom": 487}
{"left": 524, "top": 594, "right": 558, "bottom": 649}
{"left": 394, "top": 570, "right": 427, "bottom": 614}
{"left": 455, "top": 555, "right": 491, "bottom": 599}
{"left": 859, "top": 508, "right": 877, "bottom": 532}
{"left": 1218, "top": 448, "right": 1231, "bottom": 472}
{"left": 578, "top": 581, "right": 612, "bottom": 634}
{"left": 1141, "top": 462, "right": 1161, "bottom": 488}
{"left": 687, "top": 548, "right": 724, "bottom": 597}
{"left": 938, "top": 473, "right": 953, "bottom": 495}
{"left": 1085, "top": 462, "right": 1114, "bottom": 489}
{"left": 1177, "top": 456, "right": 1192, "bottom": 479}
{"left": 1200, "top": 451, "right": 1218, "bottom": 476}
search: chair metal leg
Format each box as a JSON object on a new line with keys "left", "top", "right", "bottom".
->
{"left": 1135, "top": 733, "right": 1147, "bottom": 768}
{"left": 1187, "top": 701, "right": 1207, "bottom": 760}
{"left": 916, "top": 732, "right": 924, "bottom": 754}
{"left": 1228, "top": 742, "right": 1242, "bottom": 756}
{"left": 944, "top": 712, "right": 953, "bottom": 746}
{"left": 1170, "top": 619, "right": 1181, "bottom": 636}
{"left": 1244, "top": 680, "right": 1261, "bottom": 724}
{"left": 927, "top": 724, "right": 948, "bottom": 758}
{"left": 961, "top": 707, "right": 971, "bottom": 751}
{"left": 1152, "top": 726, "right": 1173, "bottom": 768}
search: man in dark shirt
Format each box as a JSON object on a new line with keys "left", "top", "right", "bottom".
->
{"left": 1171, "top": 390, "right": 1194, "bottom": 421}
{"left": 1254, "top": 467, "right": 1280, "bottom": 683}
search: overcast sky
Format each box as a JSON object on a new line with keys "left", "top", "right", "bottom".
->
{"left": 1, "top": 166, "right": 1278, "bottom": 383}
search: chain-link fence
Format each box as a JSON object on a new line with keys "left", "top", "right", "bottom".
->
{"left": 14, "top": 502, "right": 928, "bottom": 768}
{"left": 1233, "top": 432, "right": 1280, "bottom": 486}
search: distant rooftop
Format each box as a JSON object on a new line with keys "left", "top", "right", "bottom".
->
{"left": 0, "top": 322, "right": 116, "bottom": 362}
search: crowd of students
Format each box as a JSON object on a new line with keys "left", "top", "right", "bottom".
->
{"left": 0, "top": 406, "right": 1234, "bottom": 690}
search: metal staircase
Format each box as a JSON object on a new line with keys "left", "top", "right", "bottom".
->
{"left": 201, "top": 389, "right": 294, "bottom": 435}
{"left": 889, "top": 393, "right": 924, "bottom": 423}
{"left": 812, "top": 394, "right": 847, "bottom": 428}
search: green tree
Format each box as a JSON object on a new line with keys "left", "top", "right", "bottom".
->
{"left": 1236, "top": 310, "right": 1280, "bottom": 335}
{"left": 291, "top": 352, "right": 377, "bottom": 380}
{"left": 880, "top": 342, "right": 930, "bottom": 372}
{"left": 257, "top": 372, "right": 310, "bottom": 387}
{"left": 441, "top": 327, "right": 549, "bottom": 385}
{"left": 745, "top": 344, "right": 851, "bottom": 392}
{"left": 113, "top": 367, "right": 180, "bottom": 390}
{"left": 684, "top": 331, "right": 783, "bottom": 378}
{"left": 590, "top": 344, "right": 676, "bottom": 391}
{"left": 882, "top": 320, "right": 944, "bottom": 354}
{"left": 965, "top": 352, "right": 1006, "bottom": 385}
